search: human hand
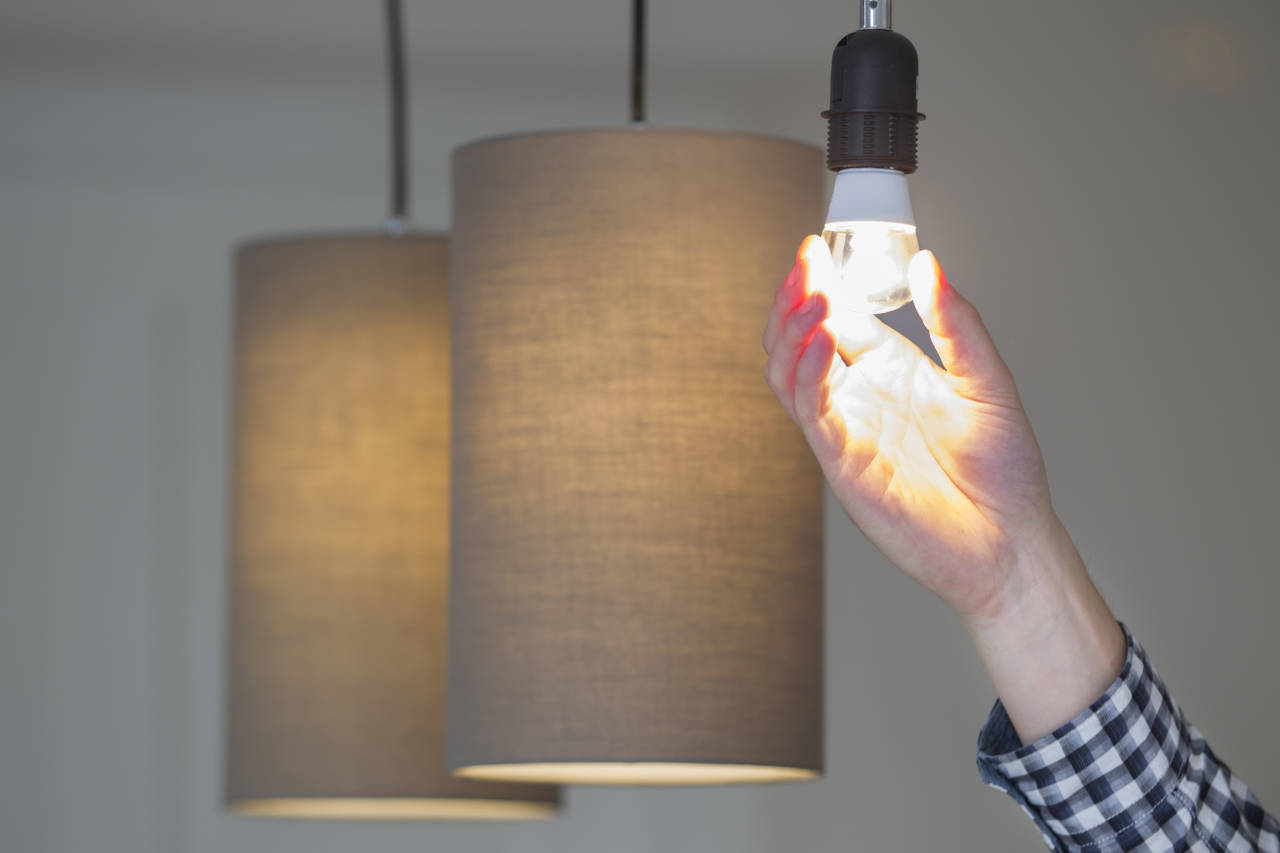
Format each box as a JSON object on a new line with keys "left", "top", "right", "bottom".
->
{"left": 764, "top": 236, "right": 1124, "bottom": 741}
{"left": 764, "top": 236, "right": 1054, "bottom": 622}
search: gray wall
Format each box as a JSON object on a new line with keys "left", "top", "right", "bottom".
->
{"left": 2, "top": 1, "right": 1277, "bottom": 851}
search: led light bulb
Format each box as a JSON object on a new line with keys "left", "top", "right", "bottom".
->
{"left": 821, "top": 167, "right": 920, "bottom": 315}
{"left": 820, "top": 0, "right": 924, "bottom": 315}
{"left": 822, "top": 223, "right": 917, "bottom": 314}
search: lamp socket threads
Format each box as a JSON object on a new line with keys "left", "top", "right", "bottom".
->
{"left": 823, "top": 28, "right": 923, "bottom": 173}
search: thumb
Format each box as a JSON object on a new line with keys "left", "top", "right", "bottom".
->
{"left": 907, "top": 250, "right": 1016, "bottom": 400}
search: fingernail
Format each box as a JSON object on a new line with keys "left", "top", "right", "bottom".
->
{"left": 907, "top": 251, "right": 933, "bottom": 284}
{"left": 796, "top": 235, "right": 821, "bottom": 265}
{"left": 801, "top": 236, "right": 827, "bottom": 264}
{"left": 802, "top": 236, "right": 836, "bottom": 285}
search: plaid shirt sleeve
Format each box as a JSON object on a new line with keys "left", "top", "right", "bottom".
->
{"left": 976, "top": 625, "right": 1279, "bottom": 852}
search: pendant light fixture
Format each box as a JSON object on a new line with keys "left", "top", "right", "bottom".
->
{"left": 224, "top": 0, "right": 560, "bottom": 819}
{"left": 445, "top": 0, "right": 825, "bottom": 786}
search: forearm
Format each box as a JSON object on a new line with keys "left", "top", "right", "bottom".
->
{"left": 977, "top": 623, "right": 1280, "bottom": 852}
{"left": 962, "top": 517, "right": 1126, "bottom": 744}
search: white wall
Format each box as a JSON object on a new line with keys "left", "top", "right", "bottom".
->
{"left": 2, "top": 2, "right": 1278, "bottom": 851}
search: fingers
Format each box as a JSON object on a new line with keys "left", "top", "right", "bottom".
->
{"left": 765, "top": 290, "right": 829, "bottom": 419}
{"left": 792, "top": 323, "right": 849, "bottom": 465}
{"left": 764, "top": 236, "right": 832, "bottom": 353}
{"left": 764, "top": 236, "right": 838, "bottom": 419}
{"left": 762, "top": 263, "right": 803, "bottom": 353}
{"left": 798, "top": 233, "right": 836, "bottom": 307}
{"left": 907, "top": 250, "right": 1017, "bottom": 401}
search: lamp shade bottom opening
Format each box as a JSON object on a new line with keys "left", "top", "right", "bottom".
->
{"left": 227, "top": 798, "right": 560, "bottom": 820}
{"left": 453, "top": 762, "right": 820, "bottom": 786}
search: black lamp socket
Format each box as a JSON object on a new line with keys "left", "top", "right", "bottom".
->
{"left": 823, "top": 28, "right": 923, "bottom": 174}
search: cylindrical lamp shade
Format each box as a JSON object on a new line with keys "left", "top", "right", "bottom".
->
{"left": 448, "top": 130, "right": 826, "bottom": 785}
{"left": 226, "top": 234, "right": 560, "bottom": 818}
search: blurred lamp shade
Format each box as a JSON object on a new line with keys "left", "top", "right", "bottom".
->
{"left": 225, "top": 234, "right": 560, "bottom": 819}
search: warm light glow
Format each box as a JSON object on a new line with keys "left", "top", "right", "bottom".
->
{"left": 804, "top": 241, "right": 1044, "bottom": 620}
{"left": 824, "top": 220, "right": 918, "bottom": 233}
{"left": 227, "top": 798, "right": 560, "bottom": 820}
{"left": 821, "top": 220, "right": 920, "bottom": 315}
{"left": 454, "top": 762, "right": 819, "bottom": 786}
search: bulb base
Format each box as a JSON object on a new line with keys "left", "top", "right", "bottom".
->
{"left": 824, "top": 168, "right": 915, "bottom": 229}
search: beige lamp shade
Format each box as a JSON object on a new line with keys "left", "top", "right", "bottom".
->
{"left": 447, "top": 129, "right": 826, "bottom": 786}
{"left": 226, "top": 234, "right": 560, "bottom": 818}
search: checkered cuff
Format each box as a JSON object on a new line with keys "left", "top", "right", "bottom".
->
{"left": 976, "top": 625, "right": 1279, "bottom": 852}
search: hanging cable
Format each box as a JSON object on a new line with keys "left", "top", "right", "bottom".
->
{"left": 630, "top": 0, "right": 646, "bottom": 124}
{"left": 385, "top": 0, "right": 410, "bottom": 230}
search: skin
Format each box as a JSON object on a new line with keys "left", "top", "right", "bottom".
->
{"left": 763, "top": 236, "right": 1126, "bottom": 744}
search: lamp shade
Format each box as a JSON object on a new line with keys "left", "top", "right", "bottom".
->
{"left": 447, "top": 130, "right": 826, "bottom": 785}
{"left": 226, "top": 234, "right": 560, "bottom": 818}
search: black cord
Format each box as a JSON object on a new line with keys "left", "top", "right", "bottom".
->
{"left": 385, "top": 0, "right": 409, "bottom": 225}
{"left": 630, "top": 0, "right": 646, "bottom": 123}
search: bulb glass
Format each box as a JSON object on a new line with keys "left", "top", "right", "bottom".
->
{"left": 821, "top": 220, "right": 919, "bottom": 315}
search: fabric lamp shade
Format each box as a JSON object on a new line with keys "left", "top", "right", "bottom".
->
{"left": 225, "top": 234, "right": 560, "bottom": 818}
{"left": 447, "top": 130, "right": 827, "bottom": 786}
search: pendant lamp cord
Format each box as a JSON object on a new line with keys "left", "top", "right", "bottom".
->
{"left": 385, "top": 0, "right": 410, "bottom": 231}
{"left": 630, "top": 0, "right": 646, "bottom": 124}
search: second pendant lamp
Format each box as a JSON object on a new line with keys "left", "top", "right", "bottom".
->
{"left": 446, "top": 0, "right": 826, "bottom": 785}
{"left": 224, "top": 0, "right": 559, "bottom": 818}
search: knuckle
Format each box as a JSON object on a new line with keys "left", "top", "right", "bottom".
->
{"left": 781, "top": 315, "right": 806, "bottom": 346}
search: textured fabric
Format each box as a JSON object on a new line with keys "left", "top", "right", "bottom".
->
{"left": 447, "top": 130, "right": 826, "bottom": 784}
{"left": 226, "top": 234, "right": 559, "bottom": 817}
{"left": 978, "top": 626, "right": 1278, "bottom": 852}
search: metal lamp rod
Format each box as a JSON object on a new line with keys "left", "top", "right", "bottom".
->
{"left": 861, "top": 0, "right": 891, "bottom": 30}
{"left": 630, "top": 0, "right": 646, "bottom": 124}
{"left": 385, "top": 0, "right": 410, "bottom": 228}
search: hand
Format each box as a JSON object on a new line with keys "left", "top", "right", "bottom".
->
{"left": 765, "top": 236, "right": 1051, "bottom": 620}
{"left": 764, "top": 236, "right": 1124, "bottom": 742}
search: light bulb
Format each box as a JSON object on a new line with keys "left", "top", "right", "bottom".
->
{"left": 821, "top": 167, "right": 921, "bottom": 315}
{"left": 822, "top": 222, "right": 918, "bottom": 314}
{"left": 819, "top": 6, "right": 924, "bottom": 315}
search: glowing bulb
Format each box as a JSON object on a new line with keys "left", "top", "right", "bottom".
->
{"left": 821, "top": 168, "right": 921, "bottom": 315}
{"left": 822, "top": 221, "right": 918, "bottom": 314}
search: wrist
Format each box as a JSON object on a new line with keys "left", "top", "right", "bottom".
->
{"left": 962, "top": 517, "right": 1126, "bottom": 743}
{"left": 963, "top": 514, "right": 1085, "bottom": 631}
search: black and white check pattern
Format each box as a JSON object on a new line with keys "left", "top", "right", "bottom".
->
{"left": 977, "top": 625, "right": 1279, "bottom": 852}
